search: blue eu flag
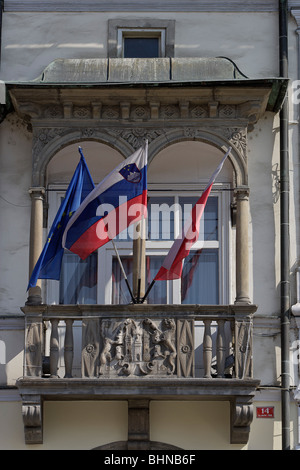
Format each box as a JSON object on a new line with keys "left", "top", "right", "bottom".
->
{"left": 27, "top": 148, "right": 95, "bottom": 290}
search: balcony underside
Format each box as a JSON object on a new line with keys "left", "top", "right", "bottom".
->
{"left": 17, "top": 376, "right": 259, "bottom": 401}
{"left": 17, "top": 376, "right": 259, "bottom": 446}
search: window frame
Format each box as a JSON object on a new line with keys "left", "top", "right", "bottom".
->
{"left": 108, "top": 19, "right": 175, "bottom": 58}
{"left": 100, "top": 183, "right": 231, "bottom": 305}
{"left": 117, "top": 28, "right": 166, "bottom": 58}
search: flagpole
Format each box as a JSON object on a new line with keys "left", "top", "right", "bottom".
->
{"left": 136, "top": 214, "right": 145, "bottom": 303}
{"left": 135, "top": 140, "right": 148, "bottom": 303}
{"left": 111, "top": 239, "right": 136, "bottom": 304}
{"left": 141, "top": 279, "right": 155, "bottom": 303}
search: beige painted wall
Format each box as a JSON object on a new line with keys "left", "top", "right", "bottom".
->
{"left": 0, "top": 399, "right": 297, "bottom": 450}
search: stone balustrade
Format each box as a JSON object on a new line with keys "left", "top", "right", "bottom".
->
{"left": 18, "top": 303, "right": 259, "bottom": 445}
{"left": 21, "top": 303, "right": 256, "bottom": 380}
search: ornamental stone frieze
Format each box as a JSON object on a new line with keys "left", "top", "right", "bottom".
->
{"left": 28, "top": 101, "right": 242, "bottom": 123}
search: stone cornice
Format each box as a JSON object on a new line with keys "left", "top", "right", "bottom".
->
{"left": 4, "top": 0, "right": 278, "bottom": 12}
{"left": 8, "top": 82, "right": 274, "bottom": 126}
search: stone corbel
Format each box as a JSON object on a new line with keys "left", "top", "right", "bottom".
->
{"left": 230, "top": 397, "right": 253, "bottom": 444}
{"left": 208, "top": 101, "right": 219, "bottom": 118}
{"left": 128, "top": 400, "right": 150, "bottom": 450}
{"left": 63, "top": 101, "right": 73, "bottom": 119}
{"left": 21, "top": 394, "right": 43, "bottom": 445}
{"left": 237, "top": 101, "right": 262, "bottom": 130}
{"left": 149, "top": 101, "right": 160, "bottom": 119}
{"left": 92, "top": 101, "right": 102, "bottom": 119}
{"left": 120, "top": 101, "right": 131, "bottom": 119}
{"left": 179, "top": 100, "right": 189, "bottom": 118}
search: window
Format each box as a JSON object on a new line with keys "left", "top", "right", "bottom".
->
{"left": 108, "top": 19, "right": 175, "bottom": 58}
{"left": 99, "top": 184, "right": 230, "bottom": 305}
{"left": 46, "top": 184, "right": 230, "bottom": 306}
{"left": 118, "top": 29, "right": 165, "bottom": 58}
{"left": 124, "top": 37, "right": 159, "bottom": 58}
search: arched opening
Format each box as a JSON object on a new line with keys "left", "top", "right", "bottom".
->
{"left": 148, "top": 140, "right": 233, "bottom": 184}
{"left": 43, "top": 138, "right": 235, "bottom": 307}
{"left": 47, "top": 140, "right": 125, "bottom": 185}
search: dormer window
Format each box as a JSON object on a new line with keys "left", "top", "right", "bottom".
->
{"left": 108, "top": 19, "right": 175, "bottom": 58}
{"left": 120, "top": 30, "right": 165, "bottom": 58}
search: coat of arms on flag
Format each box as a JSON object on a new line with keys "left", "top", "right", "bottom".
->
{"left": 119, "top": 163, "right": 141, "bottom": 183}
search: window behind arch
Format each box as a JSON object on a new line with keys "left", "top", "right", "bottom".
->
{"left": 108, "top": 188, "right": 229, "bottom": 305}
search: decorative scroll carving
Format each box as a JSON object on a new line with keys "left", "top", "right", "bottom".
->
{"left": 183, "top": 125, "right": 247, "bottom": 162}
{"left": 82, "top": 318, "right": 100, "bottom": 377}
{"left": 107, "top": 128, "right": 165, "bottom": 149}
{"left": 25, "top": 320, "right": 43, "bottom": 377}
{"left": 224, "top": 127, "right": 247, "bottom": 161}
{"left": 96, "top": 318, "right": 177, "bottom": 377}
{"left": 235, "top": 319, "right": 253, "bottom": 379}
{"left": 32, "top": 127, "right": 66, "bottom": 159}
{"left": 21, "top": 395, "right": 43, "bottom": 444}
{"left": 230, "top": 398, "right": 253, "bottom": 444}
{"left": 177, "top": 319, "right": 194, "bottom": 377}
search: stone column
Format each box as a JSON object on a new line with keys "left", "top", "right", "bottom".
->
{"left": 26, "top": 187, "right": 45, "bottom": 305}
{"left": 234, "top": 187, "right": 251, "bottom": 304}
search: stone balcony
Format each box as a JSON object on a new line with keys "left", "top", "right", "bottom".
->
{"left": 17, "top": 303, "right": 259, "bottom": 446}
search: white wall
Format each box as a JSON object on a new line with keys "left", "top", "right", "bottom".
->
{"left": 1, "top": 12, "right": 278, "bottom": 81}
{"left": 0, "top": 113, "right": 32, "bottom": 313}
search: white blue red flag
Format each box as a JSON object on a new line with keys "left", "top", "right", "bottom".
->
{"left": 154, "top": 147, "right": 231, "bottom": 281}
{"left": 62, "top": 143, "right": 148, "bottom": 260}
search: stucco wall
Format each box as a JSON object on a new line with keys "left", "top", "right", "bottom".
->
{"left": 0, "top": 6, "right": 299, "bottom": 451}
{"left": 0, "top": 12, "right": 278, "bottom": 82}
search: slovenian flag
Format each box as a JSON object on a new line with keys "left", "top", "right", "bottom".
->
{"left": 154, "top": 147, "right": 231, "bottom": 281}
{"left": 62, "top": 143, "right": 148, "bottom": 260}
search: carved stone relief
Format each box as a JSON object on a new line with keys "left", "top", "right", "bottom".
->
{"left": 82, "top": 317, "right": 178, "bottom": 378}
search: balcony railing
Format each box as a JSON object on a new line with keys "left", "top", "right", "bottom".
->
{"left": 21, "top": 303, "right": 255, "bottom": 379}
{"left": 17, "top": 303, "right": 259, "bottom": 445}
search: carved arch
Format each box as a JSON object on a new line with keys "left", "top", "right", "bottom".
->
{"left": 147, "top": 127, "right": 247, "bottom": 186}
{"left": 32, "top": 128, "right": 134, "bottom": 187}
{"left": 32, "top": 125, "right": 247, "bottom": 187}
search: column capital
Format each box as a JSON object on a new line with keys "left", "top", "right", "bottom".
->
{"left": 28, "top": 187, "right": 45, "bottom": 197}
{"left": 234, "top": 186, "right": 250, "bottom": 199}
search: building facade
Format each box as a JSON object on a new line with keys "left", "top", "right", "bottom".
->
{"left": 0, "top": 0, "right": 300, "bottom": 450}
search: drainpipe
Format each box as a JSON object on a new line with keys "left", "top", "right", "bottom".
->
{"left": 0, "top": 1, "right": 3, "bottom": 64}
{"left": 279, "top": 0, "right": 291, "bottom": 451}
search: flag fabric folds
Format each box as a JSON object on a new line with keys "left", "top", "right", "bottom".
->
{"left": 62, "top": 143, "right": 148, "bottom": 260}
{"left": 27, "top": 149, "right": 95, "bottom": 290}
{"left": 154, "top": 147, "right": 231, "bottom": 281}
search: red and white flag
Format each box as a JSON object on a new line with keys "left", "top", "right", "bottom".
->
{"left": 154, "top": 148, "right": 231, "bottom": 281}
